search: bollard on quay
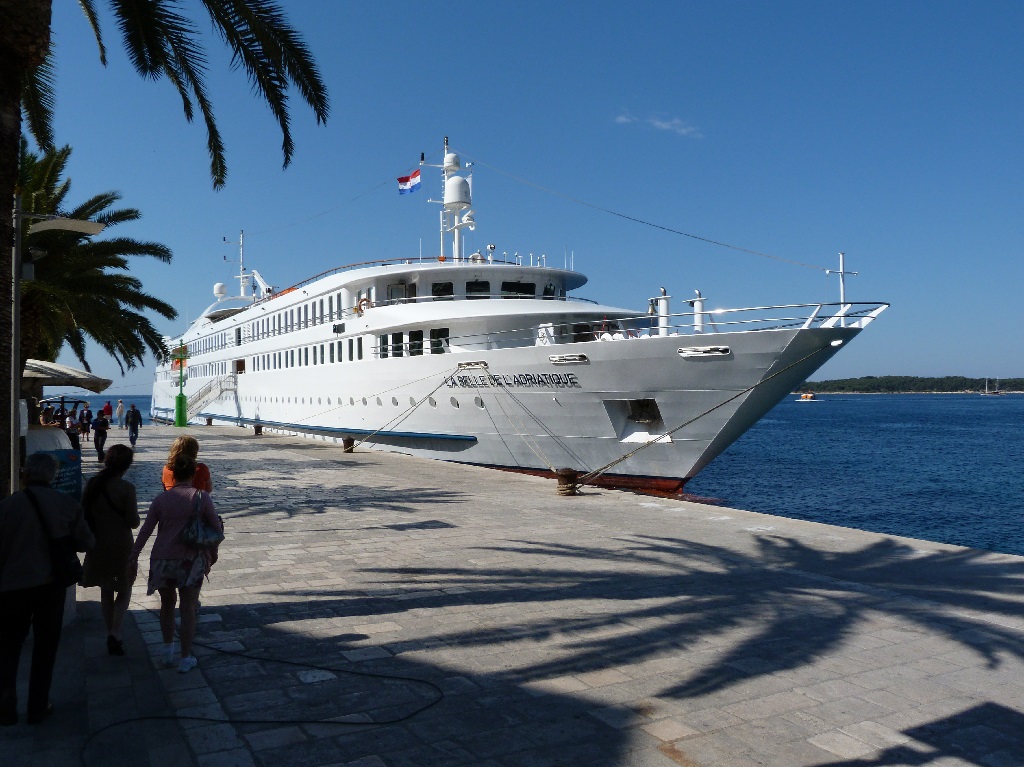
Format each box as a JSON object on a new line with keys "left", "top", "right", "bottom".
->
{"left": 342, "top": 437, "right": 355, "bottom": 453}
{"left": 555, "top": 467, "right": 579, "bottom": 496}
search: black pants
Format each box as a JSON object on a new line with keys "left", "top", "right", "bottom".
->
{"left": 0, "top": 583, "right": 66, "bottom": 717}
{"left": 94, "top": 430, "right": 107, "bottom": 459}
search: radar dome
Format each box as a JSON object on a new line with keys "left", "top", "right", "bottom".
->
{"left": 213, "top": 282, "right": 227, "bottom": 299}
{"left": 443, "top": 152, "right": 461, "bottom": 172}
{"left": 444, "top": 176, "right": 471, "bottom": 211}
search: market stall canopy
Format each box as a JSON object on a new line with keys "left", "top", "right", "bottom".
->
{"left": 22, "top": 359, "right": 112, "bottom": 394}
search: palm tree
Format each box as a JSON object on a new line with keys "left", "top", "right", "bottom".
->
{"left": 0, "top": 0, "right": 330, "bottom": 494}
{"left": 18, "top": 140, "right": 178, "bottom": 374}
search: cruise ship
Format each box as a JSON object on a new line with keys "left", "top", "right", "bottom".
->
{"left": 151, "top": 139, "right": 887, "bottom": 493}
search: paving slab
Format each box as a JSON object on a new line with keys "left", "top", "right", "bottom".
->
{"left": 2, "top": 422, "right": 1023, "bottom": 766}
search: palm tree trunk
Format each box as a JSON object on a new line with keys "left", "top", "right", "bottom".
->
{"left": 0, "top": 0, "right": 53, "bottom": 496}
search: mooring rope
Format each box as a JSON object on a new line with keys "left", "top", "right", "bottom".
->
{"left": 575, "top": 343, "right": 833, "bottom": 489}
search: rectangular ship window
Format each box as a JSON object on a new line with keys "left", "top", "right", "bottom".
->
{"left": 430, "top": 328, "right": 450, "bottom": 354}
{"left": 409, "top": 330, "right": 423, "bottom": 356}
{"left": 466, "top": 280, "right": 490, "bottom": 299}
{"left": 432, "top": 282, "right": 454, "bottom": 301}
{"left": 501, "top": 281, "right": 535, "bottom": 299}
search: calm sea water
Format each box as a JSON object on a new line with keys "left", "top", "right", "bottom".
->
{"left": 685, "top": 394, "right": 1024, "bottom": 557}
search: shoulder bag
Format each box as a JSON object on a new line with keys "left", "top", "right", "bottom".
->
{"left": 24, "top": 488, "right": 84, "bottom": 588}
{"left": 179, "top": 490, "right": 224, "bottom": 549}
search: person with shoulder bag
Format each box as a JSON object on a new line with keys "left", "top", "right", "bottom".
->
{"left": 80, "top": 445, "right": 140, "bottom": 656}
{"left": 128, "top": 455, "right": 223, "bottom": 673}
{"left": 0, "top": 454, "right": 95, "bottom": 726}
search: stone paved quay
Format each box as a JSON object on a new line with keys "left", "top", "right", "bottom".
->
{"left": 4, "top": 423, "right": 1024, "bottom": 766}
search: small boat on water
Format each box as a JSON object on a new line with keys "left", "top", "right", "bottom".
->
{"left": 798, "top": 392, "right": 818, "bottom": 401}
{"left": 150, "top": 138, "right": 888, "bottom": 493}
{"left": 980, "top": 378, "right": 1006, "bottom": 396}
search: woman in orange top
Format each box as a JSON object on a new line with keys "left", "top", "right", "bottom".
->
{"left": 161, "top": 436, "right": 213, "bottom": 492}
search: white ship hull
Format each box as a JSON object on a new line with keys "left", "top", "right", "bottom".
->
{"left": 151, "top": 302, "right": 871, "bottom": 492}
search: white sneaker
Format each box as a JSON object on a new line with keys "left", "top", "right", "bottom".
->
{"left": 178, "top": 656, "right": 198, "bottom": 673}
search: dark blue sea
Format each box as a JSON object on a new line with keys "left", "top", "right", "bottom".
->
{"left": 685, "top": 394, "right": 1024, "bottom": 557}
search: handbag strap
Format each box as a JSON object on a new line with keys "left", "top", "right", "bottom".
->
{"left": 192, "top": 489, "right": 204, "bottom": 524}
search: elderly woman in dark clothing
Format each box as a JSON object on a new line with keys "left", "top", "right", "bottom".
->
{"left": 80, "top": 445, "right": 140, "bottom": 656}
{"left": 0, "top": 453, "right": 94, "bottom": 726}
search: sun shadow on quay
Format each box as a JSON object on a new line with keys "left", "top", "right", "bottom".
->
{"left": 807, "top": 702, "right": 1024, "bottom": 766}
{"left": 278, "top": 533, "right": 1024, "bottom": 703}
{"left": 180, "top": 604, "right": 637, "bottom": 766}
{"left": 119, "top": 450, "right": 469, "bottom": 522}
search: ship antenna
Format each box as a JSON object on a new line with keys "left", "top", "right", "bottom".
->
{"left": 825, "top": 251, "right": 857, "bottom": 328}
{"left": 222, "top": 229, "right": 251, "bottom": 299}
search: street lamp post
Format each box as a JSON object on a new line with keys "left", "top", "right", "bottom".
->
{"left": 10, "top": 193, "right": 105, "bottom": 493}
{"left": 172, "top": 340, "right": 189, "bottom": 426}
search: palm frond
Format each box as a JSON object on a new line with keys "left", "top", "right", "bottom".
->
{"left": 78, "top": 0, "right": 109, "bottom": 65}
{"left": 19, "top": 143, "right": 179, "bottom": 374}
{"left": 201, "top": 0, "right": 329, "bottom": 166}
{"left": 22, "top": 49, "right": 57, "bottom": 151}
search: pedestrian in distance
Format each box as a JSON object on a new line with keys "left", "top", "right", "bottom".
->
{"left": 125, "top": 404, "right": 142, "bottom": 448}
{"left": 37, "top": 405, "right": 56, "bottom": 426}
{"left": 79, "top": 405, "right": 93, "bottom": 438}
{"left": 92, "top": 410, "right": 110, "bottom": 462}
{"left": 128, "top": 455, "right": 223, "bottom": 673}
{"left": 115, "top": 399, "right": 125, "bottom": 429}
{"left": 63, "top": 407, "right": 82, "bottom": 451}
{"left": 80, "top": 446, "right": 140, "bottom": 656}
{"left": 102, "top": 401, "right": 113, "bottom": 419}
{"left": 161, "top": 435, "right": 213, "bottom": 492}
{"left": 0, "top": 453, "right": 95, "bottom": 726}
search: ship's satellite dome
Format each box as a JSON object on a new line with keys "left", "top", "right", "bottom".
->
{"left": 213, "top": 282, "right": 227, "bottom": 299}
{"left": 444, "top": 176, "right": 471, "bottom": 210}
{"left": 443, "top": 152, "right": 461, "bottom": 171}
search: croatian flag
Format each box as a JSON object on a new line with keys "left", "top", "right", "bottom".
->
{"left": 397, "top": 169, "right": 421, "bottom": 194}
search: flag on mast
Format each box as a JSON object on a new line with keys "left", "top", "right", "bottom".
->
{"left": 397, "top": 169, "right": 421, "bottom": 194}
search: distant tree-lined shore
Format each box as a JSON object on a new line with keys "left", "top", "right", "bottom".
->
{"left": 801, "top": 376, "right": 1022, "bottom": 393}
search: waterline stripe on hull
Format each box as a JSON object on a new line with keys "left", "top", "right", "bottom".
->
{"left": 150, "top": 406, "right": 476, "bottom": 442}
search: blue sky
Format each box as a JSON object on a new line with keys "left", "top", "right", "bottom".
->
{"left": 43, "top": 1, "right": 1024, "bottom": 394}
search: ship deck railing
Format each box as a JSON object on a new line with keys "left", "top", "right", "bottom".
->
{"left": 371, "top": 301, "right": 889, "bottom": 358}
{"left": 253, "top": 257, "right": 591, "bottom": 310}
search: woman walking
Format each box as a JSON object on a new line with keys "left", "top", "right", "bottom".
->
{"left": 161, "top": 436, "right": 213, "bottom": 492}
{"left": 128, "top": 455, "right": 222, "bottom": 673}
{"left": 80, "top": 445, "right": 140, "bottom": 656}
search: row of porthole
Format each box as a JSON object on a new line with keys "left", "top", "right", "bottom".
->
{"left": 237, "top": 395, "right": 486, "bottom": 409}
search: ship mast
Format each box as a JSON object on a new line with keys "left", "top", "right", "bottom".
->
{"left": 223, "top": 229, "right": 253, "bottom": 299}
{"left": 424, "top": 137, "right": 475, "bottom": 261}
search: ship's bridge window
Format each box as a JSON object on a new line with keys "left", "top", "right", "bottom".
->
{"left": 378, "top": 335, "right": 388, "bottom": 359}
{"left": 391, "top": 332, "right": 404, "bottom": 357}
{"left": 501, "top": 281, "right": 535, "bottom": 299}
{"left": 466, "top": 280, "right": 490, "bottom": 299}
{"left": 387, "top": 282, "right": 408, "bottom": 303}
{"left": 432, "top": 282, "right": 454, "bottom": 301}
{"left": 430, "top": 328, "right": 450, "bottom": 354}
{"left": 543, "top": 282, "right": 558, "bottom": 299}
{"left": 409, "top": 330, "right": 424, "bottom": 356}
{"left": 572, "top": 323, "right": 593, "bottom": 343}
